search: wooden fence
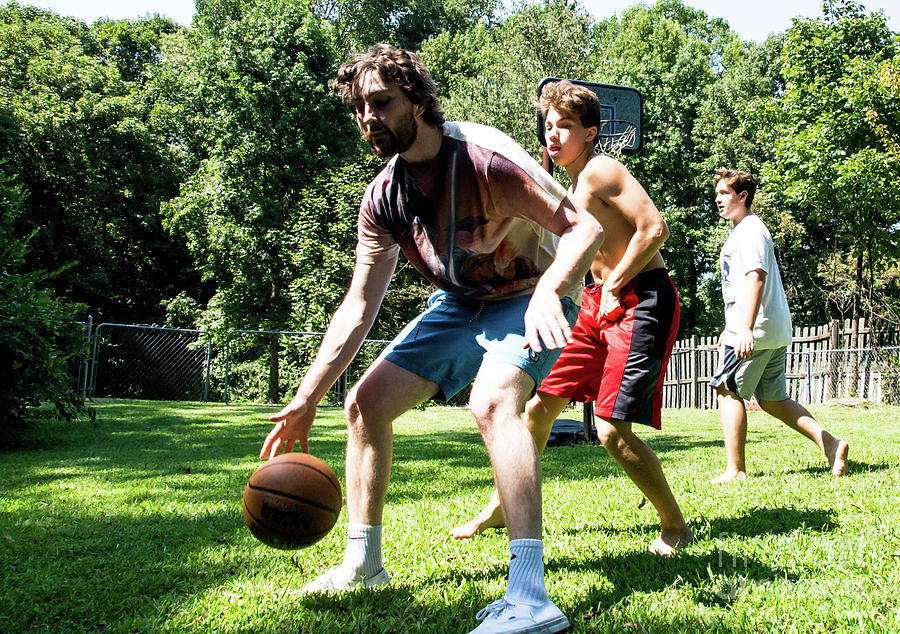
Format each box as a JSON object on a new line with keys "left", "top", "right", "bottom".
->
{"left": 661, "top": 319, "right": 900, "bottom": 408}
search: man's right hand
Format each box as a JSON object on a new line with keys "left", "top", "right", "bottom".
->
{"left": 599, "top": 286, "right": 625, "bottom": 322}
{"left": 734, "top": 327, "right": 756, "bottom": 361}
{"left": 260, "top": 397, "right": 317, "bottom": 460}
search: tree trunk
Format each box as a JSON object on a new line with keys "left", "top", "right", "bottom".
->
{"left": 849, "top": 253, "right": 863, "bottom": 396}
{"left": 267, "top": 332, "right": 280, "bottom": 404}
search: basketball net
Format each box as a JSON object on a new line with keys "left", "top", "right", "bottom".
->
{"left": 596, "top": 120, "right": 637, "bottom": 160}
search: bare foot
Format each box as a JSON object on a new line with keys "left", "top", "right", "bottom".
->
{"left": 449, "top": 504, "right": 505, "bottom": 539}
{"left": 648, "top": 527, "right": 694, "bottom": 556}
{"left": 826, "top": 438, "right": 850, "bottom": 476}
{"left": 711, "top": 470, "right": 747, "bottom": 484}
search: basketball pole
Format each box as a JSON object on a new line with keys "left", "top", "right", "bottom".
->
{"left": 541, "top": 146, "right": 595, "bottom": 444}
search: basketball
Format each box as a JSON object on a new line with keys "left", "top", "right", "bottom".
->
{"left": 242, "top": 452, "right": 342, "bottom": 550}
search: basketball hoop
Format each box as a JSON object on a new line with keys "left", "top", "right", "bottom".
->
{"left": 536, "top": 78, "right": 643, "bottom": 158}
{"left": 597, "top": 120, "right": 637, "bottom": 160}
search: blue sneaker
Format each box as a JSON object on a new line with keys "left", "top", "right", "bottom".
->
{"left": 469, "top": 597, "right": 570, "bottom": 633}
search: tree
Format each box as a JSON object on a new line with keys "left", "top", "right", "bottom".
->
{"left": 691, "top": 36, "right": 792, "bottom": 325}
{"left": 91, "top": 14, "right": 180, "bottom": 84}
{"left": 421, "top": 0, "right": 596, "bottom": 157}
{"left": 763, "top": 1, "right": 900, "bottom": 344}
{"left": 0, "top": 3, "right": 195, "bottom": 323}
{"left": 592, "top": 0, "right": 742, "bottom": 335}
{"left": 309, "top": 0, "right": 499, "bottom": 52}
{"left": 159, "top": 0, "right": 362, "bottom": 401}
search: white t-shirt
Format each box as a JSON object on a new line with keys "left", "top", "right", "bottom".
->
{"left": 719, "top": 214, "right": 792, "bottom": 349}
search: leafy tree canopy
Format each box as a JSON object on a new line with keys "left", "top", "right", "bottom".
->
{"left": 0, "top": 2, "right": 195, "bottom": 323}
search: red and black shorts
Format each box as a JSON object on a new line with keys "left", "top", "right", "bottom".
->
{"left": 538, "top": 268, "right": 680, "bottom": 428}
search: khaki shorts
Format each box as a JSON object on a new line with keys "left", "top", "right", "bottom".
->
{"left": 709, "top": 345, "right": 790, "bottom": 402}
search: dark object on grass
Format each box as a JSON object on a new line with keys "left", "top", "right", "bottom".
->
{"left": 547, "top": 418, "right": 595, "bottom": 446}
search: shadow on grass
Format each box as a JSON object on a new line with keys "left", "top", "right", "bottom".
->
{"left": 642, "top": 434, "right": 723, "bottom": 454}
{"left": 2, "top": 400, "right": 873, "bottom": 632}
{"left": 696, "top": 506, "right": 838, "bottom": 539}
{"left": 543, "top": 418, "right": 723, "bottom": 454}
{"left": 556, "top": 506, "right": 838, "bottom": 543}
{"left": 287, "top": 586, "right": 481, "bottom": 632}
{"left": 551, "top": 548, "right": 797, "bottom": 614}
{"left": 421, "top": 546, "right": 796, "bottom": 629}
{"left": 10, "top": 401, "right": 721, "bottom": 504}
{"left": 1, "top": 506, "right": 257, "bottom": 631}
{"left": 783, "top": 460, "right": 894, "bottom": 476}
{"left": 3, "top": 403, "right": 347, "bottom": 491}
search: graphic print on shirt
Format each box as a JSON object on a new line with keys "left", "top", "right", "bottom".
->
{"left": 360, "top": 125, "right": 567, "bottom": 299}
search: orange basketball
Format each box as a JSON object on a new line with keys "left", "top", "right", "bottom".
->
{"left": 242, "top": 452, "right": 342, "bottom": 550}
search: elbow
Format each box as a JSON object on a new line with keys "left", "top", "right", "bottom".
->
{"left": 655, "top": 219, "right": 670, "bottom": 245}
{"left": 592, "top": 222, "right": 605, "bottom": 250}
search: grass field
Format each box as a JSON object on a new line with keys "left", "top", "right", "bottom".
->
{"left": 1, "top": 400, "right": 898, "bottom": 633}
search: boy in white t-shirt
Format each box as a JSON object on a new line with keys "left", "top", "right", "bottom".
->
{"left": 709, "top": 168, "right": 849, "bottom": 482}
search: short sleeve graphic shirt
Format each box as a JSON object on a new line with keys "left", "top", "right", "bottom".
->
{"left": 356, "top": 122, "right": 577, "bottom": 301}
{"left": 720, "top": 214, "right": 792, "bottom": 349}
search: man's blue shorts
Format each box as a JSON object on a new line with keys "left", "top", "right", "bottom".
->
{"left": 378, "top": 290, "right": 579, "bottom": 403}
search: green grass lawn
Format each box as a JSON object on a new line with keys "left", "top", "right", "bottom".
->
{"left": 1, "top": 401, "right": 898, "bottom": 633}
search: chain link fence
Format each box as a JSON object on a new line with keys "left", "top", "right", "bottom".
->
{"left": 662, "top": 345, "right": 900, "bottom": 408}
{"left": 88, "top": 324, "right": 211, "bottom": 401}
{"left": 222, "top": 330, "right": 473, "bottom": 407}
{"left": 76, "top": 322, "right": 899, "bottom": 408}
{"left": 223, "top": 330, "right": 390, "bottom": 405}
{"left": 806, "top": 347, "right": 900, "bottom": 404}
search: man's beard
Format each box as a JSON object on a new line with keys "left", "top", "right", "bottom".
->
{"left": 363, "top": 110, "right": 418, "bottom": 157}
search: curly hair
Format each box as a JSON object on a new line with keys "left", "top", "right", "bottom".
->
{"left": 334, "top": 43, "right": 445, "bottom": 126}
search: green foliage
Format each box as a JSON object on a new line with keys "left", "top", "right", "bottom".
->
{"left": 0, "top": 2, "right": 196, "bottom": 323}
{"left": 4, "top": 0, "right": 899, "bottom": 390}
{"left": 590, "top": 0, "right": 744, "bottom": 335}
{"left": 762, "top": 1, "right": 900, "bottom": 327}
{"left": 308, "top": 0, "right": 500, "bottom": 52}
{"left": 159, "top": 0, "right": 360, "bottom": 339}
{"left": 91, "top": 14, "right": 180, "bottom": 84}
{"left": 0, "top": 168, "right": 86, "bottom": 438}
{"left": 422, "top": 0, "right": 595, "bottom": 156}
{"left": 286, "top": 154, "right": 431, "bottom": 338}
{"left": 695, "top": 35, "right": 783, "bottom": 178}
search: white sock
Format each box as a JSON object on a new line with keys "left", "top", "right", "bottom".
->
{"left": 506, "top": 538, "right": 548, "bottom": 605}
{"left": 341, "top": 523, "right": 383, "bottom": 578}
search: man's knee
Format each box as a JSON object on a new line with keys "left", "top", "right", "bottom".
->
{"left": 525, "top": 394, "right": 558, "bottom": 430}
{"left": 468, "top": 392, "right": 504, "bottom": 429}
{"left": 344, "top": 381, "right": 391, "bottom": 434}
{"left": 343, "top": 384, "right": 366, "bottom": 429}
{"left": 469, "top": 389, "right": 526, "bottom": 441}
{"left": 595, "top": 418, "right": 629, "bottom": 449}
{"left": 757, "top": 397, "right": 788, "bottom": 410}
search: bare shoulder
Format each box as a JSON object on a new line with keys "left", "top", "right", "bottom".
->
{"left": 580, "top": 154, "right": 632, "bottom": 199}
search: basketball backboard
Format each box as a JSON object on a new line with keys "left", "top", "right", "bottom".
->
{"left": 536, "top": 77, "right": 643, "bottom": 155}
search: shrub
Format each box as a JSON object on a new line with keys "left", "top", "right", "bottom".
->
{"left": 0, "top": 169, "right": 86, "bottom": 441}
